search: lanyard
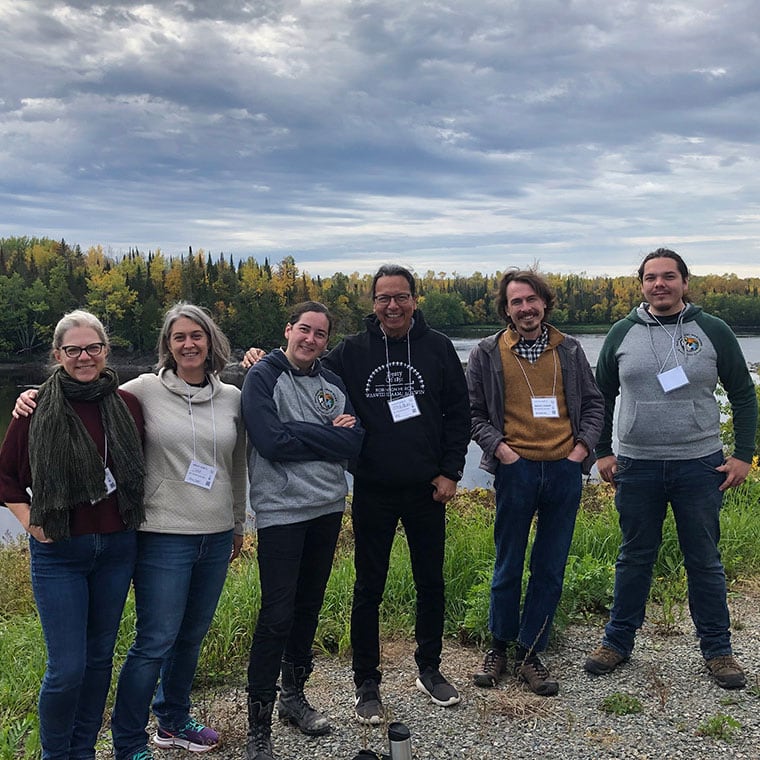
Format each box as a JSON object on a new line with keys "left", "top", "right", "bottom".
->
{"left": 382, "top": 330, "right": 413, "bottom": 400}
{"left": 512, "top": 348, "right": 557, "bottom": 398}
{"left": 182, "top": 379, "right": 217, "bottom": 467}
{"left": 648, "top": 307, "right": 685, "bottom": 373}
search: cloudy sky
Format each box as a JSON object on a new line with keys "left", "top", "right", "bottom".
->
{"left": 2, "top": 1, "right": 760, "bottom": 279}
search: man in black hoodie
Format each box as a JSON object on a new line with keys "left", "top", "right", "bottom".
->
{"left": 322, "top": 264, "right": 470, "bottom": 724}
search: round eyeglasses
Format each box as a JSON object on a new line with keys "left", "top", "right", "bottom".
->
{"left": 59, "top": 343, "right": 106, "bottom": 358}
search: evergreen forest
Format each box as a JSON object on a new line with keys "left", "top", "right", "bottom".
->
{"left": 2, "top": 236, "right": 760, "bottom": 358}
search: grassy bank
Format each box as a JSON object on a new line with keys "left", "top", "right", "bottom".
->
{"left": 2, "top": 474, "right": 759, "bottom": 758}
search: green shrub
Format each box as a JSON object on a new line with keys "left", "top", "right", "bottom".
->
{"left": 600, "top": 692, "right": 643, "bottom": 716}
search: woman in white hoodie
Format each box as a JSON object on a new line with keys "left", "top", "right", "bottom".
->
{"left": 110, "top": 302, "right": 247, "bottom": 760}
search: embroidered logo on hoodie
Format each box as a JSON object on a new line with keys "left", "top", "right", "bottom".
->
{"left": 678, "top": 334, "right": 702, "bottom": 355}
{"left": 316, "top": 388, "right": 337, "bottom": 412}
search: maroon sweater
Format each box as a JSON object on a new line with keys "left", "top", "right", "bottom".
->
{"left": 0, "top": 390, "right": 144, "bottom": 536}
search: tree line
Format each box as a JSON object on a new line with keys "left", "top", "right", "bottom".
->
{"left": 1, "top": 236, "right": 759, "bottom": 358}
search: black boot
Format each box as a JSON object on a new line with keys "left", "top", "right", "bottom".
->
{"left": 246, "top": 697, "right": 276, "bottom": 760}
{"left": 277, "top": 659, "right": 330, "bottom": 736}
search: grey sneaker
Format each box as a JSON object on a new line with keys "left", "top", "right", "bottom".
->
{"left": 473, "top": 649, "right": 507, "bottom": 688}
{"left": 354, "top": 679, "right": 384, "bottom": 725}
{"left": 706, "top": 655, "right": 747, "bottom": 690}
{"left": 584, "top": 645, "right": 628, "bottom": 675}
{"left": 415, "top": 667, "right": 461, "bottom": 707}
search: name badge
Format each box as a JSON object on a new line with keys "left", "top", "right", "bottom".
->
{"left": 91, "top": 467, "right": 117, "bottom": 504}
{"left": 657, "top": 365, "right": 689, "bottom": 393}
{"left": 185, "top": 460, "right": 218, "bottom": 490}
{"left": 103, "top": 466, "right": 117, "bottom": 495}
{"left": 531, "top": 396, "right": 560, "bottom": 418}
{"left": 388, "top": 394, "right": 421, "bottom": 423}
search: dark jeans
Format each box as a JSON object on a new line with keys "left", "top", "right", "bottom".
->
{"left": 350, "top": 480, "right": 446, "bottom": 685}
{"left": 246, "top": 511, "right": 343, "bottom": 703}
{"left": 490, "top": 457, "right": 582, "bottom": 652}
{"left": 111, "top": 530, "right": 232, "bottom": 760}
{"left": 30, "top": 530, "right": 137, "bottom": 760}
{"left": 603, "top": 452, "right": 731, "bottom": 660}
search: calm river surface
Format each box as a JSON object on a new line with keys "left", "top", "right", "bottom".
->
{"left": 2, "top": 332, "right": 759, "bottom": 538}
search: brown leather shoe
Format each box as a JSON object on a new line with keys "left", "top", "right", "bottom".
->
{"left": 584, "top": 645, "right": 628, "bottom": 675}
{"left": 515, "top": 655, "right": 559, "bottom": 697}
{"left": 706, "top": 655, "right": 747, "bottom": 689}
{"left": 473, "top": 648, "right": 507, "bottom": 688}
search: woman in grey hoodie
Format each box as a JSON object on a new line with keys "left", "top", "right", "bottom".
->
{"left": 241, "top": 301, "right": 364, "bottom": 760}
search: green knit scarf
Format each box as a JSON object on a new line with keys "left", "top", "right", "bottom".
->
{"left": 28, "top": 366, "right": 146, "bottom": 541}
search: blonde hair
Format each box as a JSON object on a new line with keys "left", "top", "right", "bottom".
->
{"left": 52, "top": 309, "right": 109, "bottom": 349}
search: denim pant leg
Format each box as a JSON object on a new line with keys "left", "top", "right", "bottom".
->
{"left": 111, "top": 531, "right": 231, "bottom": 759}
{"left": 152, "top": 531, "right": 232, "bottom": 730}
{"left": 667, "top": 452, "right": 731, "bottom": 659}
{"left": 603, "top": 458, "right": 668, "bottom": 657}
{"left": 400, "top": 489, "right": 446, "bottom": 673}
{"left": 284, "top": 511, "right": 343, "bottom": 666}
{"left": 519, "top": 459, "right": 582, "bottom": 652}
{"left": 489, "top": 459, "right": 539, "bottom": 645}
{"left": 350, "top": 481, "right": 401, "bottom": 685}
{"left": 69, "top": 532, "right": 138, "bottom": 760}
{"left": 31, "top": 532, "right": 136, "bottom": 760}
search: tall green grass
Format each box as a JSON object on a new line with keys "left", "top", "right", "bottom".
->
{"left": 2, "top": 474, "right": 759, "bottom": 757}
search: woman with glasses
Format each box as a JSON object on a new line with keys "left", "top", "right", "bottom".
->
{"left": 13, "top": 303, "right": 247, "bottom": 760}
{"left": 0, "top": 310, "right": 146, "bottom": 760}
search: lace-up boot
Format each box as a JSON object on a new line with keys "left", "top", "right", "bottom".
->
{"left": 277, "top": 660, "right": 331, "bottom": 736}
{"left": 245, "top": 698, "right": 276, "bottom": 760}
{"left": 473, "top": 648, "right": 507, "bottom": 688}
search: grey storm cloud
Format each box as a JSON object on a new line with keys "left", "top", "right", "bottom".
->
{"left": 1, "top": 0, "right": 760, "bottom": 276}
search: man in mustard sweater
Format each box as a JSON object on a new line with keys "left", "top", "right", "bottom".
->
{"left": 467, "top": 269, "right": 604, "bottom": 695}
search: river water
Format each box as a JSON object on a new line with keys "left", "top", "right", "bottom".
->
{"left": 2, "top": 332, "right": 759, "bottom": 538}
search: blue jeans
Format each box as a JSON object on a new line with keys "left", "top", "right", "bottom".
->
{"left": 111, "top": 530, "right": 232, "bottom": 760}
{"left": 30, "top": 530, "right": 137, "bottom": 760}
{"left": 490, "top": 457, "right": 582, "bottom": 652}
{"left": 247, "top": 511, "right": 343, "bottom": 702}
{"left": 603, "top": 452, "right": 731, "bottom": 660}
{"left": 350, "top": 480, "right": 446, "bottom": 684}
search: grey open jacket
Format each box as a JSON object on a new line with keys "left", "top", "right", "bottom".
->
{"left": 466, "top": 325, "right": 604, "bottom": 475}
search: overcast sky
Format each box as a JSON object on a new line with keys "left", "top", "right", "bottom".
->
{"left": 2, "top": 1, "right": 760, "bottom": 279}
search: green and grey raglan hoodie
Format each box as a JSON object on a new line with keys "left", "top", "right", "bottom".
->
{"left": 241, "top": 348, "right": 364, "bottom": 530}
{"left": 595, "top": 303, "right": 758, "bottom": 463}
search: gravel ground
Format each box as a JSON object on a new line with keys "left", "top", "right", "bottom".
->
{"left": 99, "top": 588, "right": 760, "bottom": 760}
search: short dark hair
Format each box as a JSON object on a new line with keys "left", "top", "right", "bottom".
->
{"left": 496, "top": 269, "right": 555, "bottom": 324}
{"left": 637, "top": 248, "right": 690, "bottom": 282}
{"left": 371, "top": 264, "right": 416, "bottom": 299}
{"left": 287, "top": 301, "right": 333, "bottom": 335}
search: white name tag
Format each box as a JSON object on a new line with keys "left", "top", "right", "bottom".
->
{"left": 657, "top": 365, "right": 689, "bottom": 393}
{"left": 91, "top": 467, "right": 117, "bottom": 504}
{"left": 388, "top": 394, "right": 421, "bottom": 422}
{"left": 103, "top": 466, "right": 117, "bottom": 495}
{"left": 531, "top": 396, "right": 560, "bottom": 418}
{"left": 185, "top": 460, "right": 218, "bottom": 490}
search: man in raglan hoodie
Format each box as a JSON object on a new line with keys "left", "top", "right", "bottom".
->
{"left": 584, "top": 248, "right": 758, "bottom": 689}
{"left": 322, "top": 264, "right": 470, "bottom": 724}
